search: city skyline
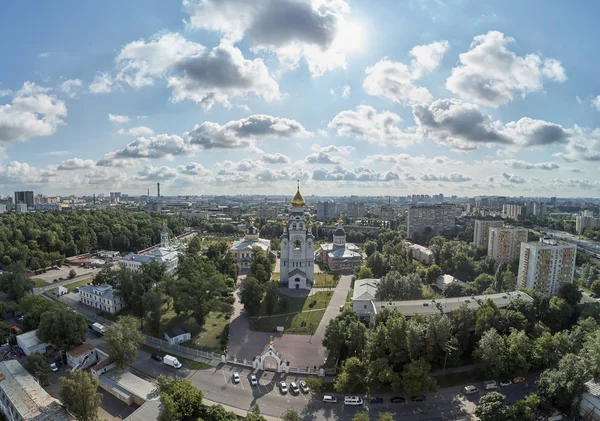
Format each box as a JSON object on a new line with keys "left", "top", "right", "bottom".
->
{"left": 1, "top": 1, "right": 600, "bottom": 196}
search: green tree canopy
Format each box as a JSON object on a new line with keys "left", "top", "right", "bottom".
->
{"left": 37, "top": 307, "right": 87, "bottom": 350}
{"left": 401, "top": 359, "right": 437, "bottom": 397}
{"left": 475, "top": 392, "right": 508, "bottom": 421}
{"left": 59, "top": 370, "right": 102, "bottom": 421}
{"left": 26, "top": 352, "right": 51, "bottom": 386}
{"left": 157, "top": 375, "right": 204, "bottom": 420}
{"left": 104, "top": 315, "right": 145, "bottom": 369}
{"left": 240, "top": 277, "right": 264, "bottom": 316}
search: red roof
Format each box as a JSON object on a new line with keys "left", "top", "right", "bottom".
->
{"left": 67, "top": 343, "right": 95, "bottom": 357}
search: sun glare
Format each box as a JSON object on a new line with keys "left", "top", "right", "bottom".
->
{"left": 335, "top": 20, "right": 366, "bottom": 53}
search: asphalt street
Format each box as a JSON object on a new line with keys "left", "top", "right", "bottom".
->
{"left": 83, "top": 331, "right": 538, "bottom": 421}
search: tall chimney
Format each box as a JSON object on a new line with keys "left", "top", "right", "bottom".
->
{"left": 147, "top": 188, "right": 150, "bottom": 200}
{"left": 93, "top": 194, "right": 96, "bottom": 207}
{"left": 157, "top": 182, "right": 160, "bottom": 198}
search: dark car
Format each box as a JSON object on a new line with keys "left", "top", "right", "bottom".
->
{"left": 411, "top": 396, "right": 426, "bottom": 402}
{"left": 391, "top": 396, "right": 406, "bottom": 403}
{"left": 369, "top": 397, "right": 384, "bottom": 404}
{"left": 150, "top": 353, "right": 163, "bottom": 361}
{"left": 591, "top": 294, "right": 598, "bottom": 299}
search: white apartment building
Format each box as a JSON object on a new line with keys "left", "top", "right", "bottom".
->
{"left": 473, "top": 220, "right": 504, "bottom": 248}
{"left": 79, "top": 284, "right": 124, "bottom": 314}
{"left": 488, "top": 227, "right": 529, "bottom": 266}
{"left": 502, "top": 204, "right": 525, "bottom": 219}
{"left": 576, "top": 210, "right": 598, "bottom": 234}
{"left": 517, "top": 239, "right": 577, "bottom": 296}
{"left": 406, "top": 204, "right": 456, "bottom": 239}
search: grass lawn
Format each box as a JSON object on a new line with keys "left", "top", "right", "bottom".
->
{"left": 574, "top": 277, "right": 593, "bottom": 294}
{"left": 141, "top": 345, "right": 212, "bottom": 370}
{"left": 66, "top": 278, "right": 93, "bottom": 291}
{"left": 148, "top": 304, "right": 229, "bottom": 352}
{"left": 31, "top": 278, "right": 48, "bottom": 287}
{"left": 314, "top": 273, "right": 339, "bottom": 288}
{"left": 345, "top": 290, "right": 353, "bottom": 303}
{"left": 250, "top": 291, "right": 334, "bottom": 334}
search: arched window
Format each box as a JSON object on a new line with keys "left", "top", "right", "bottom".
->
{"left": 294, "top": 239, "right": 301, "bottom": 250}
{"left": 292, "top": 223, "right": 297, "bottom": 230}
{"left": 299, "top": 223, "right": 303, "bottom": 230}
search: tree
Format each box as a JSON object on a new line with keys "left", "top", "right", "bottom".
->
{"left": 364, "top": 241, "right": 378, "bottom": 257}
{"left": 367, "top": 251, "right": 390, "bottom": 278}
{"left": 205, "top": 404, "right": 238, "bottom": 421}
{"left": 475, "top": 300, "right": 502, "bottom": 334}
{"left": 26, "top": 352, "right": 51, "bottom": 385}
{"left": 378, "top": 413, "right": 394, "bottom": 421}
{"left": 246, "top": 405, "right": 267, "bottom": 421}
{"left": 536, "top": 354, "right": 591, "bottom": 414}
{"left": 443, "top": 282, "right": 465, "bottom": 298}
{"left": 542, "top": 296, "right": 573, "bottom": 332}
{"left": 19, "top": 294, "right": 56, "bottom": 331}
{"left": 334, "top": 357, "right": 366, "bottom": 393}
{"left": 475, "top": 392, "right": 508, "bottom": 421}
{"left": 281, "top": 409, "right": 302, "bottom": 421}
{"left": 510, "top": 393, "right": 542, "bottom": 421}
{"left": 144, "top": 289, "right": 164, "bottom": 336}
{"left": 375, "top": 271, "right": 422, "bottom": 301}
{"left": 59, "top": 370, "right": 102, "bottom": 421}
{"left": 159, "top": 393, "right": 180, "bottom": 421}
{"left": 424, "top": 264, "right": 443, "bottom": 284}
{"left": 558, "top": 283, "right": 583, "bottom": 307}
{"left": 355, "top": 266, "right": 374, "bottom": 280}
{"left": 352, "top": 412, "right": 369, "bottom": 421}
{"left": 93, "top": 267, "right": 119, "bottom": 286}
{"left": 0, "top": 262, "right": 33, "bottom": 300}
{"left": 68, "top": 269, "right": 77, "bottom": 279}
{"left": 581, "top": 329, "right": 600, "bottom": 377}
{"left": 263, "top": 282, "right": 280, "bottom": 316}
{"left": 249, "top": 249, "right": 272, "bottom": 284}
{"left": 305, "top": 377, "right": 324, "bottom": 392}
{"left": 157, "top": 375, "right": 203, "bottom": 420}
{"left": 592, "top": 279, "right": 600, "bottom": 296}
{"left": 506, "top": 328, "right": 533, "bottom": 376}
{"left": 401, "top": 359, "right": 437, "bottom": 397}
{"left": 240, "top": 277, "right": 264, "bottom": 316}
{"left": 581, "top": 263, "right": 598, "bottom": 288}
{"left": 37, "top": 307, "right": 87, "bottom": 350}
{"left": 104, "top": 316, "right": 145, "bottom": 369}
{"left": 475, "top": 329, "right": 509, "bottom": 378}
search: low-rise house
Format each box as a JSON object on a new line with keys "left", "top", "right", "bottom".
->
{"left": 96, "top": 370, "right": 159, "bottom": 406}
{"left": 581, "top": 378, "right": 600, "bottom": 419}
{"left": 404, "top": 241, "right": 434, "bottom": 265}
{"left": 352, "top": 279, "right": 380, "bottom": 318}
{"left": 0, "top": 360, "right": 75, "bottom": 421}
{"left": 230, "top": 219, "right": 271, "bottom": 270}
{"left": 79, "top": 283, "right": 123, "bottom": 314}
{"left": 164, "top": 327, "right": 191, "bottom": 345}
{"left": 436, "top": 274, "right": 466, "bottom": 291}
{"left": 66, "top": 343, "right": 105, "bottom": 370}
{"left": 16, "top": 330, "right": 47, "bottom": 356}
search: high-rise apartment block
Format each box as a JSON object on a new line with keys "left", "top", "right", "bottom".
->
{"left": 488, "top": 227, "right": 528, "bottom": 266}
{"left": 406, "top": 204, "right": 456, "bottom": 239}
{"left": 473, "top": 220, "right": 504, "bottom": 247}
{"left": 502, "top": 204, "right": 525, "bottom": 219}
{"left": 576, "top": 210, "right": 599, "bottom": 234}
{"left": 517, "top": 239, "right": 576, "bottom": 296}
{"left": 316, "top": 200, "right": 338, "bottom": 221}
{"left": 347, "top": 202, "right": 365, "bottom": 218}
{"left": 14, "top": 191, "right": 34, "bottom": 209}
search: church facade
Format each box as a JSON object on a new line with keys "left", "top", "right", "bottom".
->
{"left": 280, "top": 185, "right": 315, "bottom": 290}
{"left": 230, "top": 218, "right": 271, "bottom": 270}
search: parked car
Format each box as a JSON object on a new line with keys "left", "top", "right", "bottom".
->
{"left": 390, "top": 396, "right": 406, "bottom": 403}
{"left": 411, "top": 396, "right": 426, "bottom": 402}
{"left": 250, "top": 374, "right": 258, "bottom": 386}
{"left": 591, "top": 294, "right": 598, "bottom": 299}
{"left": 16, "top": 316, "right": 24, "bottom": 322}
{"left": 344, "top": 396, "right": 363, "bottom": 406}
{"left": 323, "top": 395, "right": 337, "bottom": 403}
{"left": 484, "top": 380, "right": 498, "bottom": 390}
{"left": 299, "top": 380, "right": 309, "bottom": 393}
{"left": 369, "top": 397, "right": 384, "bottom": 404}
{"left": 232, "top": 373, "right": 240, "bottom": 384}
{"left": 512, "top": 377, "right": 526, "bottom": 384}
{"left": 290, "top": 382, "right": 300, "bottom": 394}
{"left": 463, "top": 385, "right": 479, "bottom": 395}
{"left": 73, "top": 287, "right": 79, "bottom": 293}
{"left": 49, "top": 362, "right": 58, "bottom": 372}
{"left": 500, "top": 380, "right": 512, "bottom": 387}
{"left": 279, "top": 381, "right": 288, "bottom": 394}
{"left": 150, "top": 353, "right": 163, "bottom": 362}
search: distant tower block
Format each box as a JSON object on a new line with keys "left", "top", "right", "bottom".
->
{"left": 157, "top": 182, "right": 160, "bottom": 198}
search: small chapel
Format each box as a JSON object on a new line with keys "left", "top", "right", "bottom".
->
{"left": 279, "top": 183, "right": 315, "bottom": 290}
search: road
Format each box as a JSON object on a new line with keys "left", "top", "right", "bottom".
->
{"left": 33, "top": 267, "right": 103, "bottom": 294}
{"left": 83, "top": 331, "right": 536, "bottom": 420}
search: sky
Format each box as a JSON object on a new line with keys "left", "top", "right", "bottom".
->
{"left": 1, "top": 0, "right": 600, "bottom": 198}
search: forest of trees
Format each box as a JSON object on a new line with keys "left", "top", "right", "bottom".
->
{"left": 0, "top": 209, "right": 187, "bottom": 270}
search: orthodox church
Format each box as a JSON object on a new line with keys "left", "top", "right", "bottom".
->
{"left": 316, "top": 220, "right": 362, "bottom": 272}
{"left": 280, "top": 184, "right": 315, "bottom": 290}
{"left": 230, "top": 218, "right": 271, "bottom": 270}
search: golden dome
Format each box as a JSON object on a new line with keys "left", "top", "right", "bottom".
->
{"left": 291, "top": 183, "right": 305, "bottom": 207}
{"left": 307, "top": 220, "right": 313, "bottom": 228}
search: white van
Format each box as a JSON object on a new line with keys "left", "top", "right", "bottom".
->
{"left": 344, "top": 396, "right": 363, "bottom": 406}
{"left": 463, "top": 385, "right": 478, "bottom": 395}
{"left": 484, "top": 380, "right": 498, "bottom": 390}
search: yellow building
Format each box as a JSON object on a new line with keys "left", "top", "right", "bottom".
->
{"left": 488, "top": 227, "right": 528, "bottom": 266}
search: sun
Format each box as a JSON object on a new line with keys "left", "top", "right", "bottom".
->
{"left": 335, "top": 19, "right": 366, "bottom": 53}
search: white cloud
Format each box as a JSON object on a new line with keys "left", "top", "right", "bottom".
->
{"left": 261, "top": 153, "right": 291, "bottom": 164}
{"left": 363, "top": 58, "right": 432, "bottom": 105}
{"left": 0, "top": 161, "right": 57, "bottom": 184}
{"left": 108, "top": 113, "right": 130, "bottom": 124}
{"left": 0, "top": 82, "right": 67, "bottom": 142}
{"left": 328, "top": 105, "right": 419, "bottom": 147}
{"left": 410, "top": 40, "right": 449, "bottom": 78}
{"left": 177, "top": 162, "right": 212, "bottom": 176}
{"left": 57, "top": 158, "right": 96, "bottom": 171}
{"left": 117, "top": 126, "right": 155, "bottom": 137}
{"left": 502, "top": 172, "right": 526, "bottom": 184}
{"left": 40, "top": 150, "right": 70, "bottom": 157}
{"left": 99, "top": 134, "right": 193, "bottom": 165}
{"left": 341, "top": 85, "right": 351, "bottom": 98}
{"left": 86, "top": 167, "right": 130, "bottom": 185}
{"left": 311, "top": 144, "right": 354, "bottom": 154}
{"left": 136, "top": 165, "right": 178, "bottom": 181}
{"left": 0, "top": 89, "right": 11, "bottom": 97}
{"left": 576, "top": 96, "right": 582, "bottom": 104}
{"left": 420, "top": 172, "right": 472, "bottom": 182}
{"left": 115, "top": 32, "right": 280, "bottom": 110}
{"left": 183, "top": 0, "right": 352, "bottom": 77}
{"left": 553, "top": 127, "right": 600, "bottom": 162}
{"left": 365, "top": 154, "right": 464, "bottom": 167}
{"left": 592, "top": 95, "right": 600, "bottom": 111}
{"left": 312, "top": 165, "right": 399, "bottom": 182}
{"left": 305, "top": 152, "right": 344, "bottom": 165}
{"left": 446, "top": 31, "right": 566, "bottom": 107}
{"left": 60, "top": 79, "right": 83, "bottom": 98}
{"left": 494, "top": 159, "right": 560, "bottom": 170}
{"left": 89, "top": 73, "right": 114, "bottom": 94}
{"left": 185, "top": 114, "right": 311, "bottom": 149}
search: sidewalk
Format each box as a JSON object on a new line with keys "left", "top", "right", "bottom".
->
{"left": 203, "top": 398, "right": 281, "bottom": 421}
